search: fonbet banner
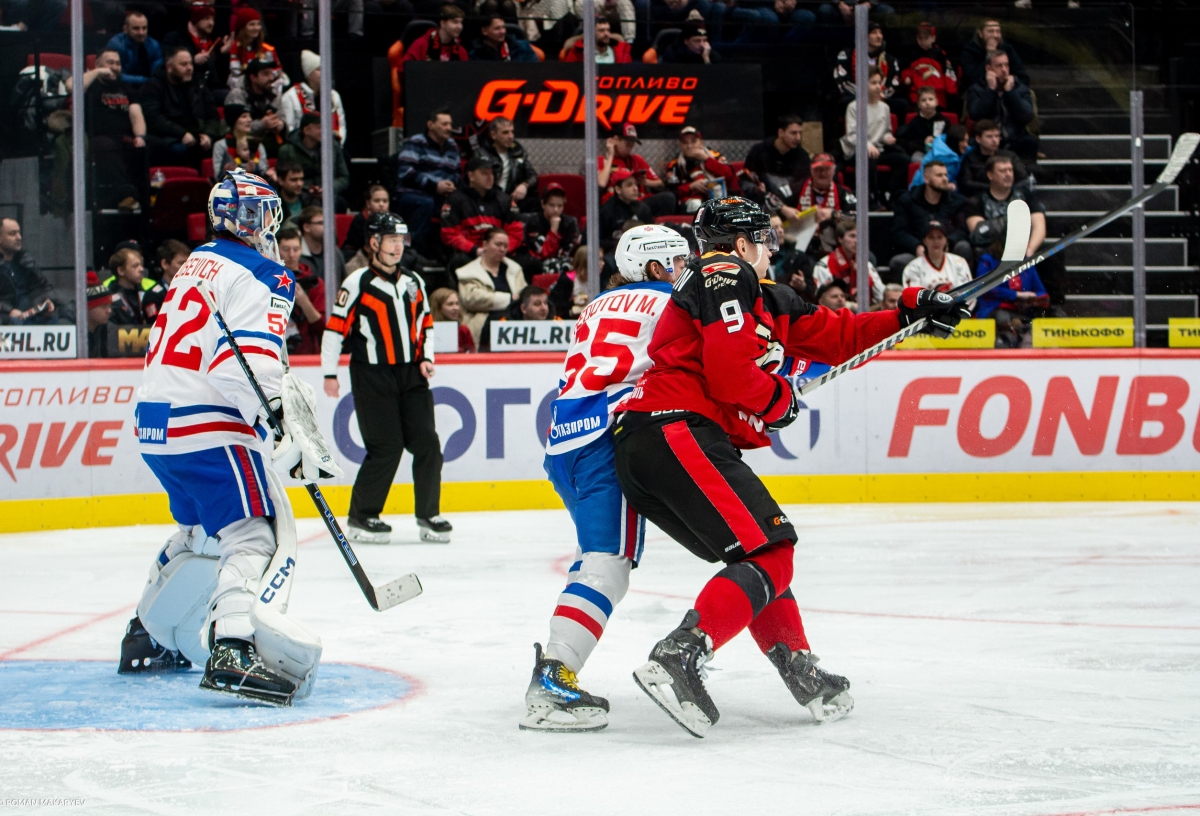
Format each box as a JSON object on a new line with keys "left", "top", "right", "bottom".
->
{"left": 406, "top": 63, "right": 764, "bottom": 140}
{"left": 1, "top": 352, "right": 1198, "bottom": 503}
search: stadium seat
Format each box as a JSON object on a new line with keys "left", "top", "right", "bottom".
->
{"left": 187, "top": 212, "right": 207, "bottom": 243}
{"left": 890, "top": 113, "right": 898, "bottom": 134}
{"left": 648, "top": 28, "right": 679, "bottom": 64}
{"left": 904, "top": 111, "right": 960, "bottom": 126}
{"left": 531, "top": 273, "right": 560, "bottom": 292}
{"left": 655, "top": 215, "right": 693, "bottom": 226}
{"left": 200, "top": 158, "right": 214, "bottom": 182}
{"left": 150, "top": 166, "right": 200, "bottom": 182}
{"left": 907, "top": 161, "right": 921, "bottom": 185}
{"left": 539, "top": 173, "right": 587, "bottom": 219}
{"left": 388, "top": 39, "right": 405, "bottom": 129}
{"left": 335, "top": 214, "right": 353, "bottom": 248}
{"left": 152, "top": 179, "right": 212, "bottom": 235}
{"left": 401, "top": 19, "right": 436, "bottom": 46}
{"left": 25, "top": 53, "right": 96, "bottom": 71}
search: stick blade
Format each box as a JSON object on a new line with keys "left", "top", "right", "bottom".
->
{"left": 1002, "top": 199, "right": 1032, "bottom": 262}
{"left": 1156, "top": 132, "right": 1199, "bottom": 185}
{"left": 372, "top": 573, "right": 423, "bottom": 611}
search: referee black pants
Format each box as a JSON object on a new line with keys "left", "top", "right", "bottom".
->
{"left": 348, "top": 362, "right": 443, "bottom": 521}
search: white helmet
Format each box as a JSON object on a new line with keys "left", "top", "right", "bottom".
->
{"left": 615, "top": 224, "right": 692, "bottom": 282}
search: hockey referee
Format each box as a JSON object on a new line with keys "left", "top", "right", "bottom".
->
{"left": 321, "top": 212, "right": 453, "bottom": 543}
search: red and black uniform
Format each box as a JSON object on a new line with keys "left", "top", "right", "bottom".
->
{"left": 522, "top": 212, "right": 581, "bottom": 262}
{"left": 613, "top": 252, "right": 899, "bottom": 651}
{"left": 439, "top": 186, "right": 525, "bottom": 254}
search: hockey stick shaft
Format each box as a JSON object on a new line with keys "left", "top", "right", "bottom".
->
{"left": 192, "top": 280, "right": 408, "bottom": 612}
{"left": 799, "top": 132, "right": 1200, "bottom": 397}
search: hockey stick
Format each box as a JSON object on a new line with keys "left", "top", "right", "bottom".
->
{"left": 193, "top": 280, "right": 422, "bottom": 612}
{"left": 799, "top": 131, "right": 1200, "bottom": 397}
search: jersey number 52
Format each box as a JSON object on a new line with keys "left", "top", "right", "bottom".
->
{"left": 146, "top": 287, "right": 211, "bottom": 371}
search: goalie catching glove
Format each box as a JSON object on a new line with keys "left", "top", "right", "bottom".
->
{"left": 898, "top": 287, "right": 971, "bottom": 339}
{"left": 271, "top": 372, "right": 344, "bottom": 481}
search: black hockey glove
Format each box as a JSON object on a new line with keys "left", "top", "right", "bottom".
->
{"left": 760, "top": 374, "right": 800, "bottom": 433}
{"left": 898, "top": 287, "right": 971, "bottom": 339}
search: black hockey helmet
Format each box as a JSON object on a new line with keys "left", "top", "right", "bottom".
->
{"left": 693, "top": 196, "right": 777, "bottom": 253}
{"left": 367, "top": 211, "right": 409, "bottom": 237}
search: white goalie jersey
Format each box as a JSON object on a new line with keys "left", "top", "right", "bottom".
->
{"left": 135, "top": 238, "right": 296, "bottom": 455}
{"left": 545, "top": 280, "right": 673, "bottom": 455}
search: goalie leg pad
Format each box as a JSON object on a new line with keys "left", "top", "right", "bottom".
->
{"left": 206, "top": 516, "right": 276, "bottom": 643}
{"left": 138, "top": 525, "right": 221, "bottom": 666}
{"left": 250, "top": 467, "right": 323, "bottom": 699}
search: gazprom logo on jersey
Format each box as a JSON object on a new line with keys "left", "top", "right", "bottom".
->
{"left": 547, "top": 394, "right": 607, "bottom": 445}
{"left": 134, "top": 402, "right": 170, "bottom": 445}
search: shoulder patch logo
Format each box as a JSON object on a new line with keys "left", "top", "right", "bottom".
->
{"left": 702, "top": 261, "right": 741, "bottom": 276}
{"left": 272, "top": 270, "right": 294, "bottom": 291}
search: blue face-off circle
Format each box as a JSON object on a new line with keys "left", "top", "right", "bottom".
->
{"left": 0, "top": 661, "right": 416, "bottom": 731}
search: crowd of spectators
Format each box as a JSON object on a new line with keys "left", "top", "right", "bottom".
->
{"left": 4, "top": 0, "right": 1055, "bottom": 351}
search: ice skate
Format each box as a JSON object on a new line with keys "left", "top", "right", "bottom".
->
{"left": 520, "top": 643, "right": 609, "bottom": 732}
{"left": 765, "top": 644, "right": 854, "bottom": 723}
{"left": 417, "top": 515, "right": 452, "bottom": 543}
{"left": 632, "top": 610, "right": 719, "bottom": 738}
{"left": 347, "top": 516, "right": 392, "bottom": 544}
{"left": 117, "top": 616, "right": 191, "bottom": 674}
{"left": 199, "top": 637, "right": 297, "bottom": 706}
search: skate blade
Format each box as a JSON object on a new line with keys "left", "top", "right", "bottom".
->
{"left": 632, "top": 661, "right": 711, "bottom": 738}
{"left": 519, "top": 705, "right": 608, "bottom": 733}
{"left": 347, "top": 528, "right": 391, "bottom": 544}
{"left": 807, "top": 690, "right": 854, "bottom": 724}
{"left": 117, "top": 657, "right": 191, "bottom": 675}
{"left": 199, "top": 675, "right": 295, "bottom": 707}
{"left": 373, "top": 573, "right": 423, "bottom": 611}
{"left": 418, "top": 529, "right": 450, "bottom": 543}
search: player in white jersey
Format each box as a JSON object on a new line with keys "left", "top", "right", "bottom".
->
{"left": 522, "top": 224, "right": 691, "bottom": 732}
{"left": 121, "top": 170, "right": 332, "bottom": 706}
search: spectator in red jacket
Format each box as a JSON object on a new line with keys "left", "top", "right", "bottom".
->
{"left": 900, "top": 22, "right": 958, "bottom": 109}
{"left": 562, "top": 18, "right": 632, "bottom": 63}
{"left": 598, "top": 123, "right": 676, "bottom": 218}
{"left": 278, "top": 225, "right": 324, "bottom": 354}
{"left": 441, "top": 155, "right": 526, "bottom": 274}
{"left": 522, "top": 182, "right": 582, "bottom": 264}
{"left": 403, "top": 5, "right": 469, "bottom": 69}
{"left": 662, "top": 126, "right": 736, "bottom": 214}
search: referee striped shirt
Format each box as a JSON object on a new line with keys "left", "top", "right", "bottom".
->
{"left": 321, "top": 264, "right": 433, "bottom": 375}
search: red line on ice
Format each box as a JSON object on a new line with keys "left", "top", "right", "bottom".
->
{"left": 0, "top": 604, "right": 135, "bottom": 661}
{"left": 1037, "top": 804, "right": 1200, "bottom": 816}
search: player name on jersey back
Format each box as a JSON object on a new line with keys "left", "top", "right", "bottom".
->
{"left": 545, "top": 281, "right": 673, "bottom": 455}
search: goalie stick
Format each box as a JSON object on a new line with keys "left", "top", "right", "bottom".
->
{"left": 193, "top": 280, "right": 422, "bottom": 612}
{"left": 799, "top": 131, "right": 1200, "bottom": 397}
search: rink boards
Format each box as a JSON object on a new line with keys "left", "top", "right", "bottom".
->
{"left": 1, "top": 349, "right": 1198, "bottom": 532}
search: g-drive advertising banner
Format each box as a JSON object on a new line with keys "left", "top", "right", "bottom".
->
{"left": 1, "top": 353, "right": 1199, "bottom": 503}
{"left": 406, "top": 63, "right": 764, "bottom": 140}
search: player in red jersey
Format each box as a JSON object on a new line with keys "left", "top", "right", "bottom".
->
{"left": 612, "top": 197, "right": 965, "bottom": 737}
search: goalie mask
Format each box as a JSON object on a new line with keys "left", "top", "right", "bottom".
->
{"left": 208, "top": 169, "right": 284, "bottom": 262}
{"left": 615, "top": 224, "right": 692, "bottom": 281}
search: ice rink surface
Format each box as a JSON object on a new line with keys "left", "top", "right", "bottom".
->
{"left": 1, "top": 502, "right": 1198, "bottom": 816}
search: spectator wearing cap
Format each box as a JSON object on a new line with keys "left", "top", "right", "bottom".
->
{"left": 965, "top": 49, "right": 1038, "bottom": 162}
{"left": 394, "top": 107, "right": 460, "bottom": 254}
{"left": 141, "top": 46, "right": 223, "bottom": 167}
{"left": 211, "top": 103, "right": 270, "bottom": 179}
{"left": 900, "top": 22, "right": 958, "bottom": 110}
{"left": 815, "top": 278, "right": 850, "bottom": 311}
{"left": 162, "top": 4, "right": 221, "bottom": 88}
{"left": 840, "top": 66, "right": 910, "bottom": 208}
{"left": 958, "top": 119, "right": 1030, "bottom": 198}
{"left": 660, "top": 21, "right": 719, "bottom": 63}
{"left": 598, "top": 169, "right": 651, "bottom": 247}
{"left": 563, "top": 18, "right": 632, "bottom": 63}
{"left": 404, "top": 6, "right": 470, "bottom": 65}
{"left": 812, "top": 217, "right": 884, "bottom": 310}
{"left": 663, "top": 126, "right": 736, "bottom": 213}
{"left": 522, "top": 182, "right": 581, "bottom": 266}
{"left": 105, "top": 10, "right": 163, "bottom": 88}
{"left": 599, "top": 124, "right": 675, "bottom": 218}
{"left": 457, "top": 227, "right": 528, "bottom": 349}
{"left": 224, "top": 56, "right": 287, "bottom": 157}
{"left": 959, "top": 19, "right": 1029, "bottom": 92}
{"left": 296, "top": 206, "right": 347, "bottom": 282}
{"left": 441, "top": 155, "right": 527, "bottom": 275}
{"left": 796, "top": 152, "right": 856, "bottom": 258}
{"left": 740, "top": 114, "right": 810, "bottom": 220}
{"left": 429, "top": 287, "right": 476, "bottom": 353}
{"left": 278, "top": 112, "right": 351, "bottom": 211}
{"left": 895, "top": 86, "right": 950, "bottom": 161}
{"left": 901, "top": 219, "right": 972, "bottom": 293}
{"left": 86, "top": 272, "right": 114, "bottom": 357}
{"left": 224, "top": 7, "right": 287, "bottom": 94}
{"left": 0, "top": 218, "right": 58, "bottom": 325}
{"left": 473, "top": 116, "right": 538, "bottom": 213}
{"left": 281, "top": 50, "right": 348, "bottom": 145}
{"left": 833, "top": 21, "right": 906, "bottom": 118}
{"left": 75, "top": 48, "right": 146, "bottom": 211}
{"left": 889, "top": 159, "right": 970, "bottom": 280}
{"left": 472, "top": 14, "right": 538, "bottom": 61}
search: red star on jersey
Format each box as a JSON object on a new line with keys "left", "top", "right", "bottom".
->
{"left": 273, "top": 270, "right": 294, "bottom": 291}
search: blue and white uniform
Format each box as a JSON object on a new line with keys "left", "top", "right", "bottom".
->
{"left": 135, "top": 238, "right": 295, "bottom": 536}
{"left": 542, "top": 280, "right": 673, "bottom": 672}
